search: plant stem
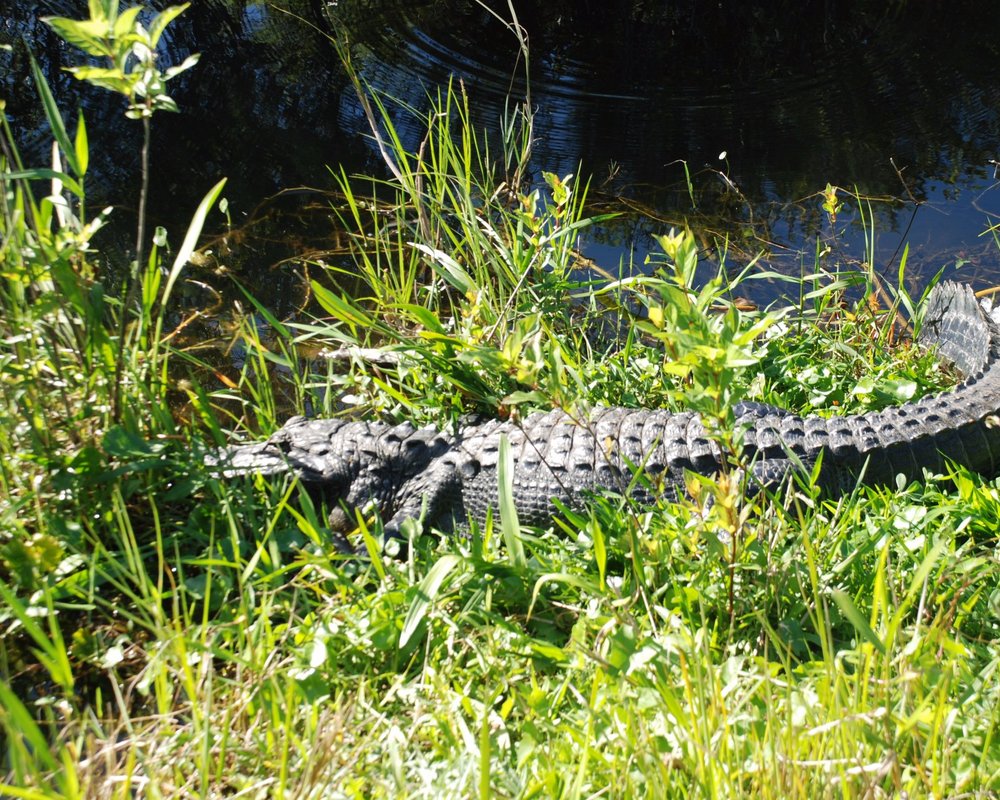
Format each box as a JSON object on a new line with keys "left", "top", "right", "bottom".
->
{"left": 112, "top": 108, "right": 151, "bottom": 422}
{"left": 135, "top": 113, "right": 151, "bottom": 305}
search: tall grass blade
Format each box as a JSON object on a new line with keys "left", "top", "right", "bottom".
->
{"left": 28, "top": 54, "right": 79, "bottom": 177}
{"left": 831, "top": 589, "right": 886, "bottom": 655}
{"left": 399, "top": 554, "right": 462, "bottom": 648}
{"left": 162, "top": 177, "right": 227, "bottom": 308}
{"left": 498, "top": 434, "right": 526, "bottom": 570}
{"left": 0, "top": 680, "right": 65, "bottom": 796}
{"left": 0, "top": 582, "right": 73, "bottom": 693}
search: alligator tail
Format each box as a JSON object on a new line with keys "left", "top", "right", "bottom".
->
{"left": 918, "top": 280, "right": 998, "bottom": 377}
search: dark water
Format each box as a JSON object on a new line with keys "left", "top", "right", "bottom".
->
{"left": 6, "top": 0, "right": 1000, "bottom": 309}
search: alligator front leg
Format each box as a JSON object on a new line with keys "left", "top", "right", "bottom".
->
{"left": 381, "top": 459, "right": 466, "bottom": 540}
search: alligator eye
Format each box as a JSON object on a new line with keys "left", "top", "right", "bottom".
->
{"left": 460, "top": 459, "right": 481, "bottom": 479}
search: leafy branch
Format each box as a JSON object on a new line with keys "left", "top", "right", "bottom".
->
{"left": 43, "top": 1, "right": 200, "bottom": 421}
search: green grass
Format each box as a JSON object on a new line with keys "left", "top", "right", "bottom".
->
{"left": 1, "top": 27, "right": 999, "bottom": 800}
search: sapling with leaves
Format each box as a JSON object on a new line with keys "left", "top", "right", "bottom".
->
{"left": 633, "top": 228, "right": 781, "bottom": 621}
{"left": 42, "top": 1, "right": 202, "bottom": 420}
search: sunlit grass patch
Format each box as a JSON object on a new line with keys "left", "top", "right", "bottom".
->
{"left": 2, "top": 6, "right": 1000, "bottom": 798}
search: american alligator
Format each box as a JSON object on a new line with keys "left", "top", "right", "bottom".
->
{"left": 216, "top": 281, "right": 1000, "bottom": 538}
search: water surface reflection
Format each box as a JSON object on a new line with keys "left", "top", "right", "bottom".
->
{"left": 4, "top": 0, "right": 1000, "bottom": 304}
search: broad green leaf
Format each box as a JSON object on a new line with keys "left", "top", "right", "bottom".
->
{"left": 28, "top": 54, "right": 79, "bottom": 176}
{"left": 148, "top": 3, "right": 191, "bottom": 47}
{"left": 152, "top": 94, "right": 180, "bottom": 114}
{"left": 74, "top": 110, "right": 88, "bottom": 176}
{"left": 103, "top": 425, "right": 153, "bottom": 457}
{"left": 879, "top": 378, "right": 917, "bottom": 403}
{"left": 605, "top": 625, "right": 639, "bottom": 675}
{"left": 42, "top": 17, "right": 112, "bottom": 58}
{"left": 67, "top": 66, "right": 133, "bottom": 95}
{"left": 113, "top": 6, "right": 144, "bottom": 40}
{"left": 131, "top": 39, "right": 154, "bottom": 64}
{"left": 164, "top": 53, "right": 200, "bottom": 81}
{"left": 528, "top": 640, "right": 568, "bottom": 662}
{"left": 502, "top": 389, "right": 548, "bottom": 406}
{"left": 162, "top": 177, "right": 227, "bottom": 308}
{"left": 399, "top": 554, "right": 462, "bottom": 648}
{"left": 661, "top": 361, "right": 692, "bottom": 378}
{"left": 88, "top": 0, "right": 111, "bottom": 23}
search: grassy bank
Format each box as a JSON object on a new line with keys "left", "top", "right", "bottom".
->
{"left": 2, "top": 16, "right": 1000, "bottom": 800}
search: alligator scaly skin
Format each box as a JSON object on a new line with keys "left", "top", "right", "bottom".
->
{"left": 216, "top": 282, "right": 1000, "bottom": 536}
